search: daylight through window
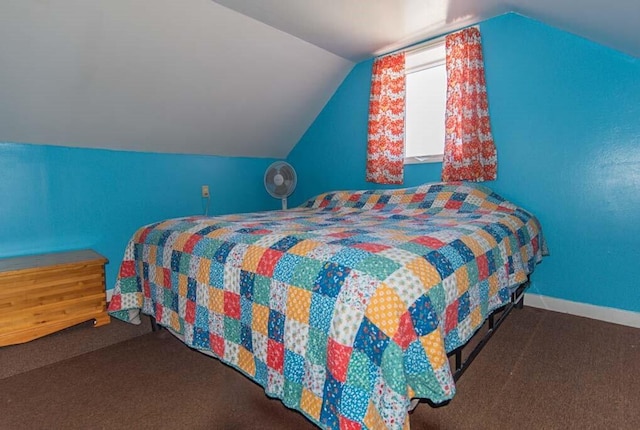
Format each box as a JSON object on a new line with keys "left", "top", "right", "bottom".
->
{"left": 404, "top": 40, "right": 446, "bottom": 163}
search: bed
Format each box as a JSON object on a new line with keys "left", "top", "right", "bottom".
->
{"left": 108, "top": 181, "right": 546, "bottom": 429}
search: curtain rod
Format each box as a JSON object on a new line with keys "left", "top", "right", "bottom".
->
{"left": 376, "top": 21, "right": 480, "bottom": 58}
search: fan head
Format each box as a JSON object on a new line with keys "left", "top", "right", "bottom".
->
{"left": 264, "top": 161, "right": 297, "bottom": 209}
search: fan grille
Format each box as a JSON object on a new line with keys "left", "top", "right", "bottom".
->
{"left": 264, "top": 161, "right": 297, "bottom": 199}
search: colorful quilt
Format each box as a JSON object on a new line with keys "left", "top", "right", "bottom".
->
{"left": 108, "top": 182, "right": 546, "bottom": 429}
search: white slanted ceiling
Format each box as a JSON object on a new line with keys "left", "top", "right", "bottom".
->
{"left": 0, "top": 0, "right": 353, "bottom": 158}
{"left": 215, "top": 0, "right": 640, "bottom": 60}
{"left": 1, "top": 0, "right": 638, "bottom": 158}
{"left": 213, "top": 0, "right": 507, "bottom": 61}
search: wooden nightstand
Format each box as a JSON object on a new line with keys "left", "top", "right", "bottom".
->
{"left": 0, "top": 249, "right": 110, "bottom": 347}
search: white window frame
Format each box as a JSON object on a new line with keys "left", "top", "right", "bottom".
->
{"left": 404, "top": 38, "right": 447, "bottom": 164}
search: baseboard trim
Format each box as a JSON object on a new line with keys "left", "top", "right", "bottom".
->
{"left": 525, "top": 293, "right": 640, "bottom": 329}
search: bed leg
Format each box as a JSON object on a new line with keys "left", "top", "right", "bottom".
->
{"left": 512, "top": 279, "right": 528, "bottom": 310}
{"left": 150, "top": 317, "right": 160, "bottom": 332}
{"left": 455, "top": 349, "right": 462, "bottom": 372}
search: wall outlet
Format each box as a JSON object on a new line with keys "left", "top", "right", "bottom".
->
{"left": 201, "top": 185, "right": 210, "bottom": 198}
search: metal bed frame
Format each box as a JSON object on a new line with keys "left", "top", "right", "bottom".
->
{"left": 417, "top": 277, "right": 530, "bottom": 408}
{"left": 450, "top": 279, "right": 528, "bottom": 381}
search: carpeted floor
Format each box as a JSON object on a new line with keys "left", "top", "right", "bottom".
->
{"left": 0, "top": 307, "right": 638, "bottom": 430}
{"left": 0, "top": 315, "right": 152, "bottom": 379}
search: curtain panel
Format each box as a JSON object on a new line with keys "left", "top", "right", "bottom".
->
{"left": 366, "top": 52, "right": 406, "bottom": 185}
{"left": 441, "top": 27, "right": 497, "bottom": 182}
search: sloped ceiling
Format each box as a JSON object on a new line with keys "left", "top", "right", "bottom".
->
{"left": 0, "top": 0, "right": 353, "bottom": 158}
{"left": 213, "top": 0, "right": 507, "bottom": 61}
{"left": 215, "top": 0, "right": 640, "bottom": 61}
{"left": 1, "top": 1, "right": 637, "bottom": 158}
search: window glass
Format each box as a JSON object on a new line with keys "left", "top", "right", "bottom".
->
{"left": 404, "top": 41, "right": 446, "bottom": 163}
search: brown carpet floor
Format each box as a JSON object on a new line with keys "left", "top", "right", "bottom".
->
{"left": 0, "top": 307, "right": 638, "bottom": 430}
{"left": 0, "top": 316, "right": 152, "bottom": 379}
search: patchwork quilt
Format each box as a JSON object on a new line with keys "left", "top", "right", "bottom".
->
{"left": 108, "top": 182, "right": 546, "bottom": 429}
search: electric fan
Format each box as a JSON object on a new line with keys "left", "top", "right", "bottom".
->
{"left": 264, "top": 161, "right": 297, "bottom": 210}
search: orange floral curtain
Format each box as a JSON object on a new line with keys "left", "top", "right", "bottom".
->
{"left": 441, "top": 27, "right": 497, "bottom": 182}
{"left": 366, "top": 52, "right": 406, "bottom": 185}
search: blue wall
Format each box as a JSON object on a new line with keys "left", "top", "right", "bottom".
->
{"left": 288, "top": 13, "right": 640, "bottom": 313}
{"left": 0, "top": 142, "right": 280, "bottom": 295}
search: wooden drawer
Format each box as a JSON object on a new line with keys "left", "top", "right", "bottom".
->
{"left": 0, "top": 249, "right": 110, "bottom": 347}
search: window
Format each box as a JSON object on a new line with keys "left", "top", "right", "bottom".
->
{"left": 404, "top": 39, "right": 446, "bottom": 164}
